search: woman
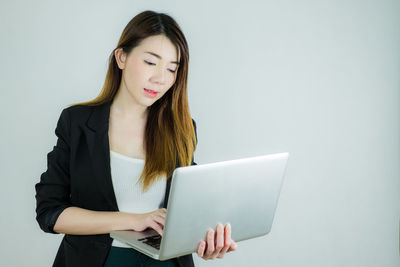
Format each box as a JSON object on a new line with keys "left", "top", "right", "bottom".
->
{"left": 35, "top": 10, "right": 237, "bottom": 267}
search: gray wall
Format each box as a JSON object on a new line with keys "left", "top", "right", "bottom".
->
{"left": 1, "top": 0, "right": 399, "bottom": 266}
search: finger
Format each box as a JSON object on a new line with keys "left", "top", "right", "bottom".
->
{"left": 227, "top": 240, "right": 238, "bottom": 252}
{"left": 150, "top": 221, "right": 163, "bottom": 236}
{"left": 204, "top": 228, "right": 215, "bottom": 257}
{"left": 217, "top": 224, "right": 232, "bottom": 258}
{"left": 226, "top": 223, "right": 235, "bottom": 251}
{"left": 212, "top": 223, "right": 224, "bottom": 259}
{"left": 152, "top": 214, "right": 165, "bottom": 227}
{"left": 151, "top": 211, "right": 166, "bottom": 219}
{"left": 197, "top": 240, "right": 206, "bottom": 258}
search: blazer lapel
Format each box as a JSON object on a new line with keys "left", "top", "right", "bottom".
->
{"left": 85, "top": 101, "right": 119, "bottom": 211}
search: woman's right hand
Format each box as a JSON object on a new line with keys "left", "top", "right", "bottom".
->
{"left": 129, "top": 208, "right": 167, "bottom": 236}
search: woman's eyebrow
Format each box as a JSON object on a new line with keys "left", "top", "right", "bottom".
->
{"left": 144, "top": 51, "right": 180, "bottom": 65}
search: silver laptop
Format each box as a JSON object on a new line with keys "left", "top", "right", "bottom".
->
{"left": 110, "top": 152, "right": 289, "bottom": 261}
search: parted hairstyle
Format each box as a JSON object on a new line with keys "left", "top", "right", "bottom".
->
{"left": 70, "top": 10, "right": 197, "bottom": 192}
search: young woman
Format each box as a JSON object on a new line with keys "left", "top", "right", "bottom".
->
{"left": 35, "top": 10, "right": 237, "bottom": 267}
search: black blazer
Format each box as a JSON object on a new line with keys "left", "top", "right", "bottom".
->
{"left": 35, "top": 101, "right": 197, "bottom": 267}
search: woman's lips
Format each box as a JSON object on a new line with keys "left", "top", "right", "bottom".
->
{"left": 144, "top": 88, "right": 158, "bottom": 97}
{"left": 144, "top": 88, "right": 157, "bottom": 93}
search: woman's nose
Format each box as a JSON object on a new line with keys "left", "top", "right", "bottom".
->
{"left": 151, "top": 66, "right": 167, "bottom": 84}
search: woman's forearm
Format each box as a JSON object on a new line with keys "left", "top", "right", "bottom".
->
{"left": 53, "top": 207, "right": 133, "bottom": 235}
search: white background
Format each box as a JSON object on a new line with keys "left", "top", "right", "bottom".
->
{"left": 0, "top": 0, "right": 399, "bottom": 266}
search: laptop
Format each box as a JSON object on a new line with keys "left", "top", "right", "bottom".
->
{"left": 110, "top": 152, "right": 289, "bottom": 260}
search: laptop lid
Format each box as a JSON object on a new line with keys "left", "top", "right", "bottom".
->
{"left": 159, "top": 152, "right": 289, "bottom": 260}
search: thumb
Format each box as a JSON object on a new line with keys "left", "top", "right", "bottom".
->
{"left": 228, "top": 241, "right": 237, "bottom": 251}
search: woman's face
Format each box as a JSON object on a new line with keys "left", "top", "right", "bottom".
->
{"left": 115, "top": 34, "right": 180, "bottom": 108}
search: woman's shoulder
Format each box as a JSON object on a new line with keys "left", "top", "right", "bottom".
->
{"left": 60, "top": 104, "right": 93, "bottom": 121}
{"left": 64, "top": 103, "right": 94, "bottom": 115}
{"left": 59, "top": 102, "right": 108, "bottom": 126}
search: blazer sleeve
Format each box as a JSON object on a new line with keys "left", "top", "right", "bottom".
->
{"left": 191, "top": 118, "right": 198, "bottom": 166}
{"left": 35, "top": 108, "right": 73, "bottom": 234}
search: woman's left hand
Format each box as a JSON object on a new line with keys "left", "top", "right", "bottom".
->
{"left": 196, "top": 223, "right": 238, "bottom": 260}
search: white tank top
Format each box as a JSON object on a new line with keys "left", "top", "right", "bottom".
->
{"left": 109, "top": 150, "right": 166, "bottom": 247}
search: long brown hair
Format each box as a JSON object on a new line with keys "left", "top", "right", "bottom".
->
{"left": 70, "top": 10, "right": 197, "bottom": 192}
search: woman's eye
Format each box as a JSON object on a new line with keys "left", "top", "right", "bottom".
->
{"left": 145, "top": 60, "right": 176, "bottom": 73}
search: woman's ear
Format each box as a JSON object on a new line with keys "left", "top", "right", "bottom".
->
{"left": 114, "top": 48, "right": 127, "bottom": 70}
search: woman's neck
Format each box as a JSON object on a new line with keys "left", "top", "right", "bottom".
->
{"left": 111, "top": 88, "right": 149, "bottom": 122}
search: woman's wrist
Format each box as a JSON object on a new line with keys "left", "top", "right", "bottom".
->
{"left": 115, "top": 211, "right": 137, "bottom": 231}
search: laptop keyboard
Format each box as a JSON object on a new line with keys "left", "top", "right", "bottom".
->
{"left": 138, "top": 234, "right": 161, "bottom": 250}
